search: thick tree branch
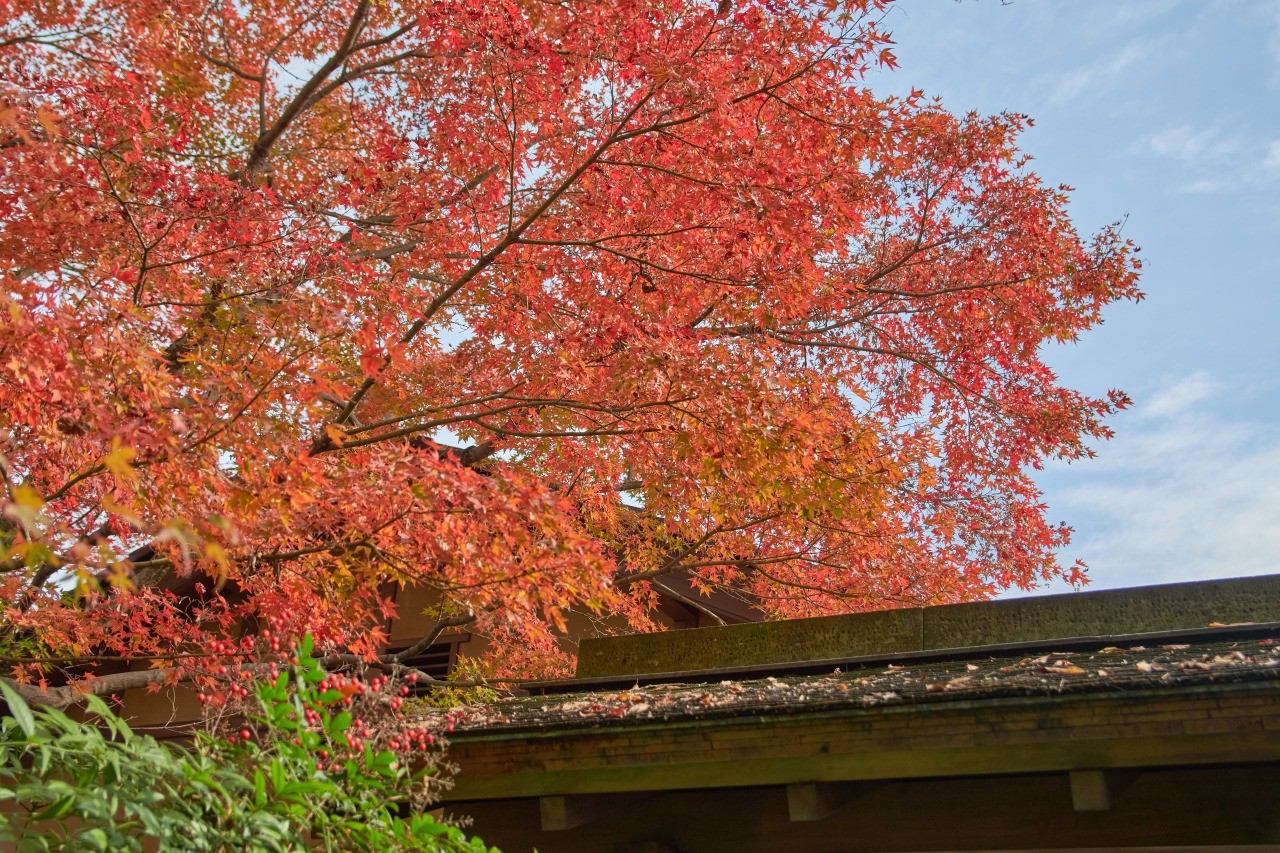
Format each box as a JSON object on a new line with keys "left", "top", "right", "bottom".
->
{"left": 385, "top": 612, "right": 477, "bottom": 664}
{"left": 237, "top": 0, "right": 372, "bottom": 180}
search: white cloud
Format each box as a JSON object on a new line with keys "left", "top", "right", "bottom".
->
{"left": 1143, "top": 370, "right": 1218, "bottom": 418}
{"left": 1263, "top": 139, "right": 1280, "bottom": 174}
{"left": 1137, "top": 124, "right": 1280, "bottom": 193}
{"left": 1141, "top": 124, "right": 1246, "bottom": 165}
{"left": 1049, "top": 38, "right": 1156, "bottom": 103}
{"left": 1035, "top": 373, "right": 1280, "bottom": 591}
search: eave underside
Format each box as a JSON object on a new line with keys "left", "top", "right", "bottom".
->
{"left": 442, "top": 681, "right": 1280, "bottom": 851}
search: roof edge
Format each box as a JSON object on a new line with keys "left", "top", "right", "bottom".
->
{"left": 575, "top": 573, "right": 1280, "bottom": 680}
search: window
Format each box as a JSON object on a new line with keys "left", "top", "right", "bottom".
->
{"left": 385, "top": 638, "right": 462, "bottom": 692}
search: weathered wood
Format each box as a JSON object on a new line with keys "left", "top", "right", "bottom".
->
{"left": 446, "top": 682, "right": 1280, "bottom": 801}
{"left": 451, "top": 763, "right": 1280, "bottom": 852}
{"left": 576, "top": 575, "right": 1280, "bottom": 678}
{"left": 1069, "top": 769, "right": 1140, "bottom": 812}
{"left": 539, "top": 796, "right": 577, "bottom": 831}
{"left": 540, "top": 793, "right": 650, "bottom": 831}
{"left": 786, "top": 782, "right": 862, "bottom": 821}
{"left": 1068, "top": 770, "right": 1111, "bottom": 811}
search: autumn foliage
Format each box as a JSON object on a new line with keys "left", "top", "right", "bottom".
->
{"left": 0, "top": 0, "right": 1140, "bottom": 701}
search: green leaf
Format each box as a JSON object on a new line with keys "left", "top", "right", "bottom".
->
{"left": 31, "top": 794, "right": 74, "bottom": 822}
{"left": 81, "top": 827, "right": 110, "bottom": 851}
{"left": 0, "top": 681, "right": 36, "bottom": 738}
{"left": 253, "top": 768, "right": 266, "bottom": 808}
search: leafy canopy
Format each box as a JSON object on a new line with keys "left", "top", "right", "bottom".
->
{"left": 0, "top": 0, "right": 1140, "bottom": 691}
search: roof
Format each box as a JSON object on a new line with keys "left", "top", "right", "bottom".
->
{"left": 430, "top": 576, "right": 1280, "bottom": 850}
{"left": 436, "top": 626, "right": 1280, "bottom": 736}
{"left": 423, "top": 573, "right": 1280, "bottom": 737}
{"left": 571, "top": 573, "right": 1280, "bottom": 681}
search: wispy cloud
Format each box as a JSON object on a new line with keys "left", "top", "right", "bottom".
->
{"left": 1136, "top": 123, "right": 1280, "bottom": 193}
{"left": 1049, "top": 38, "right": 1156, "bottom": 103}
{"left": 1263, "top": 139, "right": 1280, "bottom": 174}
{"left": 1141, "top": 125, "right": 1246, "bottom": 165}
{"left": 1144, "top": 370, "right": 1218, "bottom": 417}
{"left": 1038, "top": 373, "right": 1280, "bottom": 590}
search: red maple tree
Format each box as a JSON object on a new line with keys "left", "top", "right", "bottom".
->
{"left": 0, "top": 0, "right": 1140, "bottom": 704}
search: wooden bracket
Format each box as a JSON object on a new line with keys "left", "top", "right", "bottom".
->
{"left": 1068, "top": 769, "right": 1139, "bottom": 812}
{"left": 540, "top": 792, "right": 651, "bottom": 832}
{"left": 786, "top": 782, "right": 863, "bottom": 822}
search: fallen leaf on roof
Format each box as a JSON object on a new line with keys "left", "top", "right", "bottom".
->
{"left": 1044, "top": 662, "right": 1087, "bottom": 676}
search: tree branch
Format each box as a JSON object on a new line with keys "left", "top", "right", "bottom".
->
{"left": 385, "top": 612, "right": 477, "bottom": 664}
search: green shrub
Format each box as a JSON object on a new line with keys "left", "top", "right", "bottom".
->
{"left": 0, "top": 637, "right": 495, "bottom": 852}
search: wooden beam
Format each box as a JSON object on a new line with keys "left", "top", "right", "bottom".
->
{"left": 1068, "top": 770, "right": 1111, "bottom": 811}
{"left": 1069, "top": 769, "right": 1140, "bottom": 812}
{"left": 540, "top": 793, "right": 650, "bottom": 831}
{"left": 787, "top": 782, "right": 861, "bottom": 821}
{"left": 446, "top": 684, "right": 1278, "bottom": 802}
{"left": 540, "top": 795, "right": 584, "bottom": 831}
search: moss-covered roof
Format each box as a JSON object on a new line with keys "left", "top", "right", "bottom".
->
{"left": 424, "top": 630, "right": 1280, "bottom": 737}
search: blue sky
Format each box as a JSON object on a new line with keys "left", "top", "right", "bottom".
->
{"left": 872, "top": 0, "right": 1280, "bottom": 591}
